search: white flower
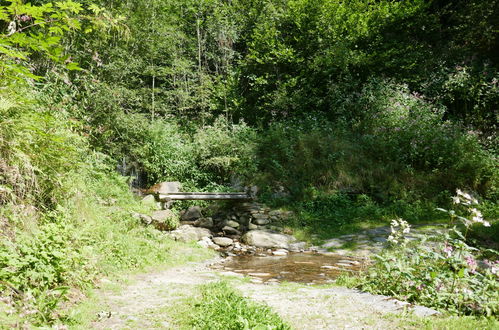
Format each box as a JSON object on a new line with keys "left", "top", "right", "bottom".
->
{"left": 470, "top": 208, "right": 482, "bottom": 217}
{"left": 452, "top": 196, "right": 460, "bottom": 204}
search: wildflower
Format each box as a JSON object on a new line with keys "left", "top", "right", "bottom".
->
{"left": 443, "top": 243, "right": 453, "bottom": 258}
{"left": 462, "top": 288, "right": 472, "bottom": 295}
{"left": 416, "top": 283, "right": 426, "bottom": 291}
{"left": 387, "top": 235, "right": 398, "bottom": 244}
{"left": 470, "top": 208, "right": 490, "bottom": 227}
{"left": 455, "top": 189, "right": 477, "bottom": 205}
{"left": 19, "top": 15, "right": 31, "bottom": 22}
{"left": 465, "top": 256, "right": 477, "bottom": 274}
{"left": 452, "top": 196, "right": 460, "bottom": 204}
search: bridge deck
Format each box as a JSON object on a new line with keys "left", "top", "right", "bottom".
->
{"left": 158, "top": 192, "right": 252, "bottom": 201}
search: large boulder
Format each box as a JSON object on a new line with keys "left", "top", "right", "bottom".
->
{"left": 151, "top": 210, "right": 179, "bottom": 231}
{"left": 145, "top": 181, "right": 182, "bottom": 195}
{"left": 168, "top": 225, "right": 212, "bottom": 242}
{"left": 241, "top": 230, "right": 296, "bottom": 249}
{"left": 181, "top": 206, "right": 203, "bottom": 221}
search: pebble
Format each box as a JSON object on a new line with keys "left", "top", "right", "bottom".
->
{"left": 272, "top": 249, "right": 289, "bottom": 256}
{"left": 248, "top": 272, "right": 272, "bottom": 277}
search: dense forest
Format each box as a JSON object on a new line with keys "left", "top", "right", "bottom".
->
{"left": 0, "top": 0, "right": 498, "bottom": 326}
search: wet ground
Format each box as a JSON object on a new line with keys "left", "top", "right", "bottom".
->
{"left": 214, "top": 253, "right": 366, "bottom": 284}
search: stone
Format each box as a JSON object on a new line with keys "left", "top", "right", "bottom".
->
{"left": 411, "top": 305, "right": 440, "bottom": 317}
{"left": 336, "top": 262, "right": 353, "bottom": 267}
{"left": 241, "top": 230, "right": 296, "bottom": 249}
{"left": 138, "top": 214, "right": 152, "bottom": 225}
{"left": 248, "top": 223, "right": 258, "bottom": 230}
{"left": 254, "top": 219, "right": 270, "bottom": 225}
{"left": 213, "top": 237, "right": 234, "bottom": 247}
{"left": 197, "top": 237, "right": 212, "bottom": 248}
{"left": 152, "top": 209, "right": 175, "bottom": 221}
{"left": 226, "top": 220, "right": 240, "bottom": 228}
{"left": 181, "top": 206, "right": 203, "bottom": 221}
{"left": 145, "top": 181, "right": 182, "bottom": 195}
{"left": 248, "top": 272, "right": 272, "bottom": 277}
{"left": 322, "top": 239, "right": 344, "bottom": 249}
{"left": 141, "top": 194, "right": 157, "bottom": 205}
{"left": 272, "top": 249, "right": 288, "bottom": 256}
{"left": 194, "top": 217, "right": 213, "bottom": 229}
{"left": 168, "top": 225, "right": 212, "bottom": 242}
{"left": 222, "top": 226, "right": 241, "bottom": 236}
{"left": 288, "top": 241, "right": 307, "bottom": 252}
{"left": 151, "top": 210, "right": 178, "bottom": 231}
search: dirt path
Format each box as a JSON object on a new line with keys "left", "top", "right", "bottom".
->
{"left": 89, "top": 257, "right": 436, "bottom": 330}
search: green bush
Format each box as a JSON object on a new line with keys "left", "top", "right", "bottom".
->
{"left": 255, "top": 81, "right": 496, "bottom": 203}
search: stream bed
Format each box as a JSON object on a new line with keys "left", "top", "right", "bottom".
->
{"left": 214, "top": 252, "right": 367, "bottom": 284}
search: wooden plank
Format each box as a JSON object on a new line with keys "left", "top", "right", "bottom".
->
{"left": 158, "top": 192, "right": 251, "bottom": 201}
{"left": 167, "top": 192, "right": 247, "bottom": 196}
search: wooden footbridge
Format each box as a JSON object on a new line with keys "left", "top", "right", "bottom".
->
{"left": 158, "top": 192, "right": 253, "bottom": 202}
{"left": 144, "top": 182, "right": 254, "bottom": 207}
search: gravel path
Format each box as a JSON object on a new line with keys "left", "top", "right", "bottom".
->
{"left": 90, "top": 256, "right": 437, "bottom": 329}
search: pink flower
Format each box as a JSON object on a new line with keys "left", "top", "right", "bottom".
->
{"left": 20, "top": 15, "right": 31, "bottom": 22}
{"left": 466, "top": 256, "right": 477, "bottom": 274}
{"left": 443, "top": 243, "right": 453, "bottom": 258}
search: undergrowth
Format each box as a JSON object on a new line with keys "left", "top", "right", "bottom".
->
{"left": 0, "top": 91, "right": 214, "bottom": 327}
{"left": 175, "top": 281, "right": 290, "bottom": 330}
{"left": 344, "top": 192, "right": 499, "bottom": 318}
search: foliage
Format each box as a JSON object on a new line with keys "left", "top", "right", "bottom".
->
{"left": 0, "top": 0, "right": 120, "bottom": 86}
{"left": 0, "top": 0, "right": 498, "bottom": 326}
{"left": 177, "top": 281, "right": 290, "bottom": 330}
{"left": 256, "top": 99, "right": 496, "bottom": 202}
{"left": 358, "top": 191, "right": 499, "bottom": 317}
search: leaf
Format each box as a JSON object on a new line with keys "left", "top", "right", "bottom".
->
{"left": 0, "top": 45, "right": 27, "bottom": 59}
{"left": 49, "top": 26, "right": 64, "bottom": 35}
{"left": 65, "top": 62, "right": 81, "bottom": 71}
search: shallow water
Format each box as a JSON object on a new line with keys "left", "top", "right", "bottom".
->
{"left": 218, "top": 253, "right": 366, "bottom": 284}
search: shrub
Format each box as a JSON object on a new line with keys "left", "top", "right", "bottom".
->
{"left": 358, "top": 190, "right": 499, "bottom": 317}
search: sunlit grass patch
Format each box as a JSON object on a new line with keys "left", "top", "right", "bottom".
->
{"left": 174, "top": 281, "right": 290, "bottom": 329}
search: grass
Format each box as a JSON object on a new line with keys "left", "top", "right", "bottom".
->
{"left": 382, "top": 313, "right": 499, "bottom": 329}
{"left": 266, "top": 192, "right": 449, "bottom": 245}
{"left": 173, "top": 281, "right": 290, "bottom": 329}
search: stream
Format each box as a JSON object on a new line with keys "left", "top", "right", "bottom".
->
{"left": 213, "top": 252, "right": 367, "bottom": 284}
